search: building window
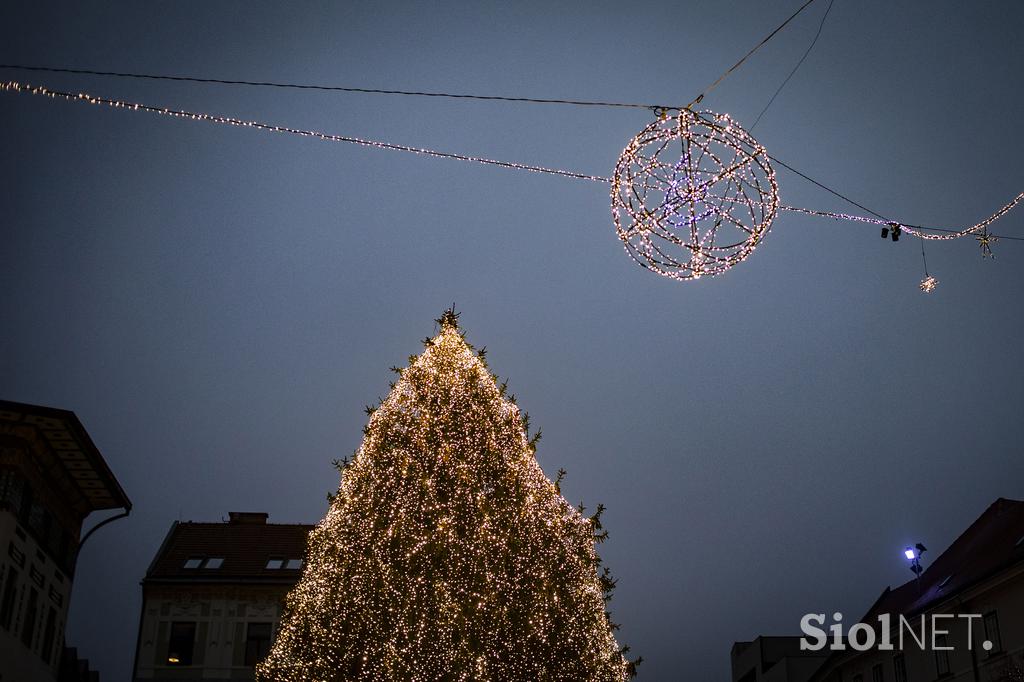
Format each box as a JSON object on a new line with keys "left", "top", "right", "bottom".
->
{"left": 16, "top": 479, "right": 32, "bottom": 526}
{"left": 167, "top": 621, "right": 197, "bottom": 665}
{"left": 935, "top": 634, "right": 950, "bottom": 676}
{"left": 203, "top": 557, "right": 224, "bottom": 569}
{"left": 265, "top": 558, "right": 284, "bottom": 569}
{"left": 27, "top": 500, "right": 52, "bottom": 549}
{"left": 8, "top": 541, "right": 26, "bottom": 568}
{"left": 285, "top": 559, "right": 304, "bottom": 570}
{"left": 244, "top": 622, "right": 274, "bottom": 666}
{"left": 0, "top": 567, "right": 18, "bottom": 630}
{"left": 40, "top": 606, "right": 57, "bottom": 664}
{"left": 893, "top": 654, "right": 907, "bottom": 682}
{"left": 871, "top": 662, "right": 884, "bottom": 682}
{"left": 21, "top": 587, "right": 39, "bottom": 648}
{"left": 182, "top": 557, "right": 203, "bottom": 569}
{"left": 983, "top": 611, "right": 1002, "bottom": 654}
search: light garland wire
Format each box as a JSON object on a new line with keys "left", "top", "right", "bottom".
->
{"left": 686, "top": 0, "right": 821, "bottom": 108}
{"left": 2, "top": 80, "right": 1021, "bottom": 276}
{"left": 0, "top": 81, "right": 608, "bottom": 183}
{"left": 0, "top": 63, "right": 677, "bottom": 111}
{"left": 749, "top": 0, "right": 836, "bottom": 131}
{"left": 778, "top": 198, "right": 1024, "bottom": 241}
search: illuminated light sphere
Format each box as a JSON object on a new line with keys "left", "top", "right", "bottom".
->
{"left": 611, "top": 109, "right": 779, "bottom": 280}
{"left": 920, "top": 275, "right": 938, "bottom": 293}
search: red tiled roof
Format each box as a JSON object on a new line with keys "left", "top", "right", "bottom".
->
{"left": 863, "top": 497, "right": 1024, "bottom": 620}
{"left": 145, "top": 514, "right": 315, "bottom": 583}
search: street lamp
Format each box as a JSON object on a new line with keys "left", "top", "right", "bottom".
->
{"left": 905, "top": 543, "right": 927, "bottom": 577}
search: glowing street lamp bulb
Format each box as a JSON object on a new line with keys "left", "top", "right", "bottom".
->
{"left": 904, "top": 548, "right": 917, "bottom": 560}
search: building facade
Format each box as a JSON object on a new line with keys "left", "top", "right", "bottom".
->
{"left": 732, "top": 498, "right": 1024, "bottom": 682}
{"left": 0, "top": 400, "right": 131, "bottom": 682}
{"left": 132, "top": 512, "right": 313, "bottom": 681}
{"left": 732, "top": 636, "right": 831, "bottom": 682}
{"left": 809, "top": 498, "right": 1024, "bottom": 682}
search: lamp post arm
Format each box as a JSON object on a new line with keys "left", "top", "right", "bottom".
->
{"left": 78, "top": 508, "right": 131, "bottom": 551}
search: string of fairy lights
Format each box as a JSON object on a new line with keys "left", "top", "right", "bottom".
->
{"left": 6, "top": 62, "right": 1021, "bottom": 251}
{"left": 3, "top": 78, "right": 1019, "bottom": 283}
{"left": 0, "top": 81, "right": 609, "bottom": 183}
{"left": 2, "top": 3, "right": 1020, "bottom": 288}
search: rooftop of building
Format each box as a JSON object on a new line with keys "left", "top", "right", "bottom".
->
{"left": 0, "top": 399, "right": 131, "bottom": 515}
{"left": 863, "top": 497, "right": 1024, "bottom": 620}
{"left": 806, "top": 497, "right": 1024, "bottom": 681}
{"left": 144, "top": 511, "right": 315, "bottom": 584}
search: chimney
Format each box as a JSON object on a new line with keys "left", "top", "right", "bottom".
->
{"left": 228, "top": 512, "right": 269, "bottom": 525}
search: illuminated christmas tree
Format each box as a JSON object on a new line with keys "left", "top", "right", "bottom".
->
{"left": 257, "top": 310, "right": 636, "bottom": 681}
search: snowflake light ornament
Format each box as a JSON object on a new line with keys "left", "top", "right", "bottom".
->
{"left": 977, "top": 228, "right": 997, "bottom": 258}
{"left": 611, "top": 109, "right": 779, "bottom": 280}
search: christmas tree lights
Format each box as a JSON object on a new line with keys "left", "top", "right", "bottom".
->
{"left": 256, "top": 311, "right": 635, "bottom": 681}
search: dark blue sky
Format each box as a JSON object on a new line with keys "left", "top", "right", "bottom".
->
{"left": 2, "top": 2, "right": 1023, "bottom": 679}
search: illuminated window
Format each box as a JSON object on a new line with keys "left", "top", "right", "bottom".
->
{"left": 167, "top": 622, "right": 196, "bottom": 665}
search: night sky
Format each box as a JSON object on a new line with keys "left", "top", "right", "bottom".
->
{"left": 3, "top": 2, "right": 1023, "bottom": 680}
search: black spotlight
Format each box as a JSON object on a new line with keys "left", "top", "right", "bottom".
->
{"left": 881, "top": 226, "right": 889, "bottom": 239}
{"left": 890, "top": 224, "right": 901, "bottom": 242}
